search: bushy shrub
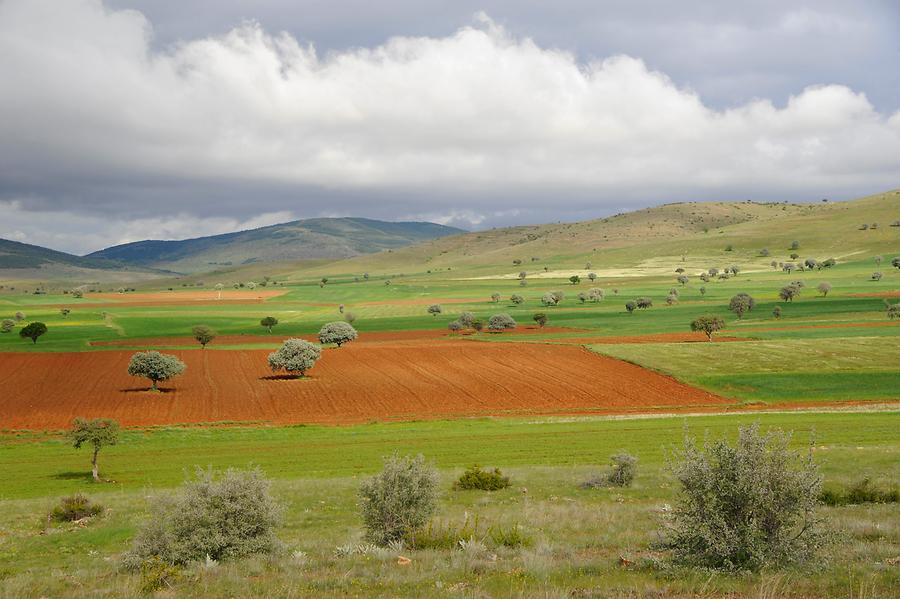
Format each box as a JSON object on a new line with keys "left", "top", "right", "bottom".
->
{"left": 427, "top": 304, "right": 442, "bottom": 316}
{"left": 664, "top": 424, "right": 827, "bottom": 571}
{"left": 408, "top": 515, "right": 531, "bottom": 550}
{"left": 581, "top": 452, "right": 637, "bottom": 488}
{"left": 454, "top": 465, "right": 511, "bottom": 491}
{"left": 488, "top": 313, "right": 516, "bottom": 331}
{"left": 635, "top": 297, "right": 652, "bottom": 309}
{"left": 541, "top": 292, "right": 559, "bottom": 306}
{"left": 457, "top": 311, "right": 476, "bottom": 329}
{"left": 51, "top": 493, "right": 103, "bottom": 522}
{"left": 123, "top": 468, "right": 281, "bottom": 569}
{"left": 318, "top": 321, "right": 358, "bottom": 347}
{"left": 0, "top": 319, "right": 14, "bottom": 333}
{"left": 359, "top": 454, "right": 439, "bottom": 545}
{"left": 268, "top": 339, "right": 321, "bottom": 377}
{"left": 510, "top": 294, "right": 524, "bottom": 305}
{"left": 447, "top": 320, "right": 462, "bottom": 333}
{"left": 819, "top": 479, "right": 899, "bottom": 506}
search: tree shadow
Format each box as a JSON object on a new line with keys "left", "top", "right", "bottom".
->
{"left": 259, "top": 374, "right": 307, "bottom": 381}
{"left": 52, "top": 471, "right": 93, "bottom": 482}
{"left": 119, "top": 386, "right": 176, "bottom": 393}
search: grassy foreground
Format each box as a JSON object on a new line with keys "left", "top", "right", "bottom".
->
{"left": 1, "top": 411, "right": 898, "bottom": 597}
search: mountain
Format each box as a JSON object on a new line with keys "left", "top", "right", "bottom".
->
{"left": 282, "top": 190, "right": 900, "bottom": 279}
{"left": 87, "top": 218, "right": 465, "bottom": 274}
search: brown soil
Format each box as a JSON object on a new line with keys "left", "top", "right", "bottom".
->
{"left": 0, "top": 341, "right": 729, "bottom": 430}
{"left": 64, "top": 290, "right": 289, "bottom": 307}
{"left": 847, "top": 290, "right": 900, "bottom": 298}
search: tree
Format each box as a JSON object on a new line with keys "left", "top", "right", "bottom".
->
{"left": 320, "top": 277, "right": 329, "bottom": 286}
{"left": 569, "top": 275, "right": 581, "bottom": 285}
{"left": 779, "top": 285, "right": 799, "bottom": 302}
{"left": 635, "top": 297, "right": 653, "bottom": 309}
{"left": 541, "top": 292, "right": 560, "bottom": 307}
{"left": 804, "top": 258, "right": 818, "bottom": 270}
{"left": 127, "top": 351, "right": 186, "bottom": 391}
{"left": 192, "top": 325, "right": 215, "bottom": 348}
{"left": 510, "top": 294, "right": 524, "bottom": 305}
{"left": 491, "top": 293, "right": 501, "bottom": 303}
{"left": 729, "top": 265, "right": 741, "bottom": 275}
{"left": 426, "top": 304, "right": 442, "bottom": 317}
{"left": 790, "top": 240, "right": 800, "bottom": 250}
{"left": 587, "top": 272, "right": 597, "bottom": 282}
{"left": 816, "top": 282, "right": 832, "bottom": 297}
{"left": 344, "top": 311, "right": 357, "bottom": 324}
{"left": 260, "top": 316, "right": 278, "bottom": 333}
{"left": 71, "top": 288, "right": 84, "bottom": 299}
{"left": 892, "top": 257, "right": 900, "bottom": 269}
{"left": 690, "top": 315, "right": 725, "bottom": 341}
{"left": 533, "top": 312, "right": 548, "bottom": 327}
{"left": 447, "top": 320, "right": 462, "bottom": 333}
{"left": 69, "top": 418, "right": 119, "bottom": 482}
{"left": 488, "top": 313, "right": 517, "bottom": 331}
{"left": 14, "top": 311, "right": 25, "bottom": 322}
{"left": 457, "top": 311, "right": 476, "bottom": 329}
{"left": 666, "top": 292, "right": 678, "bottom": 306}
{"left": 267, "top": 339, "right": 321, "bottom": 377}
{"left": 772, "top": 306, "right": 782, "bottom": 319}
{"left": 871, "top": 272, "right": 883, "bottom": 281}
{"left": 0, "top": 319, "right": 14, "bottom": 333}
{"left": 19, "top": 322, "right": 47, "bottom": 344}
{"left": 760, "top": 248, "right": 770, "bottom": 257}
{"left": 518, "top": 271, "right": 527, "bottom": 280}
{"left": 60, "top": 308, "right": 71, "bottom": 318}
{"left": 551, "top": 290, "right": 565, "bottom": 303}
{"left": 588, "top": 287, "right": 604, "bottom": 302}
{"left": 677, "top": 275, "right": 689, "bottom": 286}
{"left": 214, "top": 283, "right": 224, "bottom": 299}
{"left": 728, "top": 293, "right": 756, "bottom": 319}
{"left": 318, "top": 322, "right": 358, "bottom": 347}
{"left": 887, "top": 303, "right": 900, "bottom": 320}
{"left": 577, "top": 292, "right": 588, "bottom": 303}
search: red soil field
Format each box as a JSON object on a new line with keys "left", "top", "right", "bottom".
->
{"left": 0, "top": 341, "right": 728, "bottom": 430}
{"left": 848, "top": 290, "right": 900, "bottom": 298}
{"left": 61, "top": 290, "right": 289, "bottom": 308}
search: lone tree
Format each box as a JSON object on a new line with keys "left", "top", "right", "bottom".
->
{"left": 427, "top": 304, "right": 442, "bottom": 317}
{"left": 491, "top": 293, "right": 501, "bottom": 303}
{"left": 625, "top": 300, "right": 637, "bottom": 314}
{"left": 533, "top": 312, "right": 548, "bottom": 328}
{"left": 127, "top": 351, "right": 186, "bottom": 391}
{"left": 728, "top": 293, "right": 756, "bottom": 319}
{"left": 488, "top": 313, "right": 517, "bottom": 331}
{"left": 260, "top": 316, "right": 279, "bottom": 333}
{"left": 268, "top": 339, "right": 321, "bottom": 377}
{"left": 318, "top": 321, "right": 358, "bottom": 347}
{"left": 19, "top": 322, "right": 47, "bottom": 344}
{"left": 569, "top": 275, "right": 581, "bottom": 285}
{"left": 192, "top": 325, "right": 216, "bottom": 348}
{"left": 69, "top": 418, "right": 120, "bottom": 482}
{"left": 772, "top": 306, "right": 782, "bottom": 319}
{"left": 60, "top": 308, "right": 71, "bottom": 318}
{"left": 510, "top": 294, "right": 524, "bottom": 305}
{"left": 690, "top": 315, "right": 725, "bottom": 341}
{"left": 588, "top": 272, "right": 597, "bottom": 282}
{"left": 816, "top": 282, "right": 832, "bottom": 297}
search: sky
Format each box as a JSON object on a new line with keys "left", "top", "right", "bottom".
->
{"left": 1, "top": 0, "right": 899, "bottom": 255}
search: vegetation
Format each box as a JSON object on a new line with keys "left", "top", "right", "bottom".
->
{"left": 581, "top": 451, "right": 638, "bottom": 488}
{"left": 191, "top": 324, "right": 216, "bottom": 348}
{"left": 127, "top": 351, "right": 187, "bottom": 391}
{"left": 488, "top": 313, "right": 516, "bottom": 331}
{"left": 728, "top": 293, "right": 755, "bottom": 318}
{"left": 426, "top": 303, "right": 442, "bottom": 316}
{"left": 690, "top": 315, "right": 725, "bottom": 341}
{"left": 453, "top": 465, "right": 511, "bottom": 491}
{"left": 267, "top": 339, "right": 321, "bottom": 377}
{"left": 532, "top": 312, "right": 547, "bottom": 327}
{"left": 318, "top": 321, "right": 358, "bottom": 347}
{"left": 260, "top": 315, "right": 279, "bottom": 333}
{"left": 358, "top": 454, "right": 439, "bottom": 545}
{"left": 0, "top": 318, "right": 13, "bottom": 333}
{"left": 819, "top": 478, "right": 899, "bottom": 506}
{"left": 50, "top": 493, "right": 104, "bottom": 522}
{"left": 69, "top": 418, "right": 119, "bottom": 482}
{"left": 19, "top": 321, "right": 47, "bottom": 343}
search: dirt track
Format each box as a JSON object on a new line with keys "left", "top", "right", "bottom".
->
{"left": 0, "top": 341, "right": 728, "bottom": 430}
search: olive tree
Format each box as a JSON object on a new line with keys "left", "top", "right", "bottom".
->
{"left": 588, "top": 287, "right": 604, "bottom": 302}
{"left": 666, "top": 292, "right": 678, "bottom": 306}
{"left": 587, "top": 272, "right": 597, "bottom": 282}
{"left": 887, "top": 303, "right": 900, "bottom": 320}
{"left": 772, "top": 306, "right": 782, "bottom": 319}
{"left": 577, "top": 292, "right": 588, "bottom": 303}
{"left": 260, "top": 316, "right": 278, "bottom": 333}
{"left": 69, "top": 418, "right": 120, "bottom": 482}
{"left": 533, "top": 312, "right": 548, "bottom": 327}
{"left": 541, "top": 292, "right": 560, "bottom": 307}
{"left": 690, "top": 315, "right": 725, "bottom": 341}
{"left": 318, "top": 321, "right": 358, "bottom": 347}
{"left": 677, "top": 275, "right": 689, "bottom": 286}
{"left": 510, "top": 294, "right": 524, "bottom": 305}
{"left": 1, "top": 319, "right": 15, "bottom": 333}
{"left": 625, "top": 300, "right": 637, "bottom": 314}
{"left": 192, "top": 325, "right": 216, "bottom": 348}
{"left": 427, "top": 304, "right": 442, "bottom": 317}
{"left": 457, "top": 311, "right": 476, "bottom": 329}
{"left": 127, "top": 351, "right": 186, "bottom": 391}
{"left": 569, "top": 275, "right": 581, "bottom": 285}
{"left": 728, "top": 293, "right": 756, "bottom": 319}
{"left": 19, "top": 322, "right": 47, "bottom": 343}
{"left": 891, "top": 257, "right": 900, "bottom": 269}
{"left": 635, "top": 297, "right": 653, "bottom": 309}
{"left": 491, "top": 293, "right": 501, "bottom": 303}
{"left": 267, "top": 339, "right": 321, "bottom": 377}
{"left": 871, "top": 272, "right": 883, "bottom": 281}
{"left": 816, "top": 282, "right": 832, "bottom": 297}
{"left": 14, "top": 311, "right": 25, "bottom": 322}
{"left": 488, "top": 313, "right": 517, "bottom": 331}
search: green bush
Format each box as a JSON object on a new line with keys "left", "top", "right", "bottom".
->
{"left": 50, "top": 493, "right": 103, "bottom": 522}
{"left": 359, "top": 453, "right": 439, "bottom": 546}
{"left": 139, "top": 556, "right": 180, "bottom": 593}
{"left": 123, "top": 468, "right": 282, "bottom": 569}
{"left": 664, "top": 424, "right": 828, "bottom": 571}
{"left": 408, "top": 515, "right": 531, "bottom": 550}
{"left": 454, "top": 465, "right": 511, "bottom": 491}
{"left": 581, "top": 452, "right": 637, "bottom": 489}
{"left": 819, "top": 479, "right": 899, "bottom": 506}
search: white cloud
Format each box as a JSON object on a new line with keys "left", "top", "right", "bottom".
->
{"left": 1, "top": 0, "right": 899, "bottom": 251}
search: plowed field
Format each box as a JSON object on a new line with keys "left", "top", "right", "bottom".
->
{"left": 0, "top": 340, "right": 728, "bottom": 430}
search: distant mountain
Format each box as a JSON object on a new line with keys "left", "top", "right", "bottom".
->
{"left": 0, "top": 237, "right": 119, "bottom": 271}
{"left": 87, "top": 217, "right": 465, "bottom": 273}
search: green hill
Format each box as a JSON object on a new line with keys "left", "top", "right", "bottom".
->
{"left": 87, "top": 217, "right": 464, "bottom": 274}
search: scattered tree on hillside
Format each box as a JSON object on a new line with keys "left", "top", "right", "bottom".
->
{"left": 816, "top": 282, "right": 832, "bottom": 297}
{"left": 447, "top": 320, "right": 462, "bottom": 333}
{"left": 635, "top": 297, "right": 653, "bottom": 309}
{"left": 338, "top": 304, "right": 344, "bottom": 313}
{"left": 699, "top": 272, "right": 710, "bottom": 283}
{"left": 772, "top": 306, "right": 782, "bottom": 319}
{"left": 569, "top": 275, "right": 581, "bottom": 285}
{"left": 724, "top": 244, "right": 733, "bottom": 252}
{"left": 488, "top": 314, "right": 517, "bottom": 331}
{"left": 510, "top": 294, "right": 524, "bottom": 305}
{"left": 427, "top": 304, "right": 442, "bottom": 317}
{"left": 471, "top": 319, "right": 484, "bottom": 332}
{"left": 541, "top": 292, "right": 560, "bottom": 307}
{"left": 320, "top": 277, "right": 328, "bottom": 287}
{"left": 127, "top": 351, "right": 186, "bottom": 391}
{"left": 0, "top": 319, "right": 14, "bottom": 333}
{"left": 728, "top": 293, "right": 756, "bottom": 319}
{"left": 491, "top": 293, "right": 501, "bottom": 303}
{"left": 729, "top": 265, "right": 741, "bottom": 275}
{"left": 60, "top": 308, "right": 71, "bottom": 318}
{"left": 71, "top": 288, "right": 84, "bottom": 299}
{"left": 666, "top": 292, "right": 678, "bottom": 306}
{"left": 887, "top": 303, "right": 900, "bottom": 320}
{"left": 760, "top": 248, "right": 770, "bottom": 257}
{"left": 551, "top": 291, "right": 565, "bottom": 304}
{"left": 585, "top": 262, "right": 592, "bottom": 269}
{"left": 804, "top": 258, "right": 818, "bottom": 270}
{"left": 214, "top": 283, "right": 224, "bottom": 299}
{"left": 363, "top": 273, "right": 370, "bottom": 280}
{"left": 533, "top": 312, "right": 547, "bottom": 328}
{"left": 246, "top": 281, "right": 257, "bottom": 290}
{"left": 69, "top": 418, "right": 119, "bottom": 482}
{"left": 577, "top": 292, "right": 588, "bottom": 303}
{"left": 588, "top": 287, "right": 604, "bottom": 302}
{"left": 384, "top": 280, "right": 391, "bottom": 286}
{"left": 690, "top": 315, "right": 725, "bottom": 341}
{"left": 191, "top": 325, "right": 216, "bottom": 348}
{"left": 892, "top": 257, "right": 900, "bottom": 269}
{"left": 318, "top": 322, "right": 358, "bottom": 347}
{"left": 457, "top": 312, "right": 476, "bottom": 329}
{"left": 871, "top": 272, "right": 883, "bottom": 281}
{"left": 518, "top": 271, "right": 527, "bottom": 281}
{"left": 782, "top": 263, "right": 797, "bottom": 273}
{"left": 344, "top": 311, "right": 357, "bottom": 324}
{"left": 770, "top": 260, "right": 778, "bottom": 269}
{"left": 677, "top": 275, "right": 689, "bottom": 286}
{"left": 19, "top": 322, "right": 47, "bottom": 344}
{"left": 14, "top": 311, "right": 25, "bottom": 322}
{"left": 588, "top": 272, "right": 597, "bottom": 282}
{"left": 625, "top": 301, "right": 637, "bottom": 314}
{"left": 790, "top": 253, "right": 800, "bottom": 260}
{"left": 260, "top": 316, "right": 278, "bottom": 333}
{"left": 268, "top": 339, "right": 321, "bottom": 377}
{"left": 790, "top": 240, "right": 801, "bottom": 250}
{"left": 779, "top": 285, "right": 800, "bottom": 302}
{"left": 708, "top": 268, "right": 719, "bottom": 277}
{"left": 699, "top": 286, "right": 707, "bottom": 295}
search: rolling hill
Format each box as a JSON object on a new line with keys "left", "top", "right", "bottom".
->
{"left": 87, "top": 217, "right": 464, "bottom": 274}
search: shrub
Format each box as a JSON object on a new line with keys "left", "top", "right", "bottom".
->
{"left": 123, "top": 468, "right": 281, "bottom": 569}
{"left": 0, "top": 319, "right": 13, "bottom": 333}
{"left": 344, "top": 311, "right": 357, "bottom": 324}
{"left": 447, "top": 320, "right": 462, "bottom": 333}
{"left": 510, "top": 294, "right": 524, "bottom": 305}
{"left": 581, "top": 452, "right": 637, "bottom": 488}
{"left": 359, "top": 454, "right": 439, "bottom": 546}
{"left": 471, "top": 319, "right": 484, "bottom": 332}
{"left": 427, "top": 304, "right": 442, "bottom": 316}
{"left": 19, "top": 321, "right": 47, "bottom": 343}
{"left": 488, "top": 313, "right": 516, "bottom": 331}
{"left": 51, "top": 493, "right": 104, "bottom": 522}
{"left": 139, "top": 556, "right": 180, "bottom": 593}
{"left": 664, "top": 424, "right": 827, "bottom": 571}
{"left": 690, "top": 315, "right": 725, "bottom": 341}
{"left": 191, "top": 325, "right": 215, "bottom": 348}
{"left": 533, "top": 312, "right": 547, "bottom": 327}
{"left": 13, "top": 311, "right": 25, "bottom": 322}
{"left": 127, "top": 351, "right": 186, "bottom": 391}
{"left": 819, "top": 478, "right": 899, "bottom": 506}
{"left": 268, "top": 339, "right": 321, "bottom": 377}
{"left": 699, "top": 286, "right": 706, "bottom": 295}
{"left": 457, "top": 311, "right": 476, "bottom": 329}
{"left": 318, "top": 321, "right": 358, "bottom": 347}
{"left": 772, "top": 306, "right": 782, "bottom": 319}
{"left": 454, "top": 465, "right": 511, "bottom": 491}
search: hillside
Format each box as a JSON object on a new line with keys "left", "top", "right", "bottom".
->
{"left": 87, "top": 217, "right": 464, "bottom": 274}
{"left": 284, "top": 190, "right": 900, "bottom": 280}
{"left": 0, "top": 238, "right": 162, "bottom": 284}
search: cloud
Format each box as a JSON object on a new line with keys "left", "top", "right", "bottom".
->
{"left": 1, "top": 0, "right": 899, "bottom": 253}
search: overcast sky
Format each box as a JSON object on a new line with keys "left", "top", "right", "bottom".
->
{"left": 2, "top": 0, "right": 899, "bottom": 254}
